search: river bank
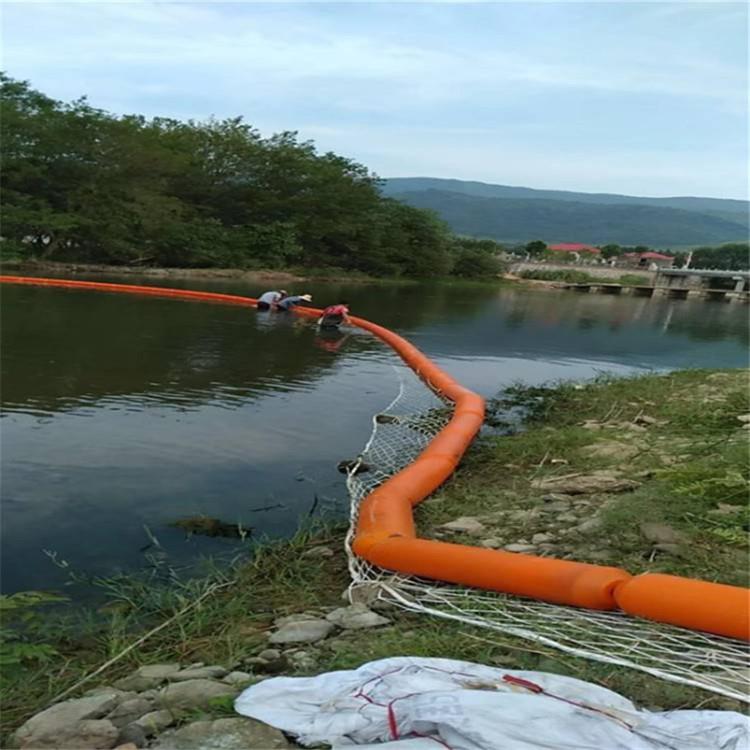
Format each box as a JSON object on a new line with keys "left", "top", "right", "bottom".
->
{"left": 3, "top": 368, "right": 749, "bottom": 747}
{"left": 1, "top": 260, "right": 504, "bottom": 287}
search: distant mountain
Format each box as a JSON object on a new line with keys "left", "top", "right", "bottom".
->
{"left": 388, "top": 188, "right": 749, "bottom": 247}
{"left": 383, "top": 178, "right": 749, "bottom": 247}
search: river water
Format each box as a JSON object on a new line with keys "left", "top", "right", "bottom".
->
{"left": 1, "top": 277, "right": 747, "bottom": 594}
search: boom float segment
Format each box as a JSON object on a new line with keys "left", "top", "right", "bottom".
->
{"left": 1, "top": 275, "right": 747, "bottom": 640}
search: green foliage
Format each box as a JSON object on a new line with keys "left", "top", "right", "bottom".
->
{"left": 690, "top": 243, "right": 749, "bottom": 271}
{"left": 0, "top": 74, "right": 461, "bottom": 278}
{"left": 600, "top": 244, "right": 622, "bottom": 259}
{"left": 450, "top": 237, "right": 506, "bottom": 278}
{"left": 519, "top": 269, "right": 592, "bottom": 283}
{"left": 390, "top": 189, "right": 748, "bottom": 246}
{"left": 0, "top": 591, "right": 68, "bottom": 676}
{"left": 524, "top": 240, "right": 547, "bottom": 256}
{"left": 617, "top": 274, "right": 649, "bottom": 285}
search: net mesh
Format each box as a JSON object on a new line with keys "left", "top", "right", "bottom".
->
{"left": 344, "top": 362, "right": 750, "bottom": 704}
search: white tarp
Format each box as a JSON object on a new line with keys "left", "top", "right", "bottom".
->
{"left": 235, "top": 656, "right": 749, "bottom": 750}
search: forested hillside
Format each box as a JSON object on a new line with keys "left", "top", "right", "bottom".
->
{"left": 386, "top": 180, "right": 749, "bottom": 247}
{"left": 1, "top": 75, "right": 498, "bottom": 278}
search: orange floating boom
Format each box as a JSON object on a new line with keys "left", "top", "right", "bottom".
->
{"left": 2, "top": 275, "right": 747, "bottom": 640}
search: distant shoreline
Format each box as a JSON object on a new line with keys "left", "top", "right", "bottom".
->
{"left": 0, "top": 260, "right": 509, "bottom": 287}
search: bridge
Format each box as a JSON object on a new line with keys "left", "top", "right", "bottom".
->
{"left": 656, "top": 268, "right": 749, "bottom": 293}
{"left": 563, "top": 267, "right": 749, "bottom": 302}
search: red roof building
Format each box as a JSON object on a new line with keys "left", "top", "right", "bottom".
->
{"left": 622, "top": 251, "right": 674, "bottom": 268}
{"left": 548, "top": 243, "right": 601, "bottom": 254}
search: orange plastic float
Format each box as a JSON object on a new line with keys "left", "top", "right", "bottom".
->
{"left": 2, "top": 275, "right": 748, "bottom": 640}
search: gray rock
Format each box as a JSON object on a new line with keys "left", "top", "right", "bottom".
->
{"left": 531, "top": 471, "right": 640, "bottom": 495}
{"left": 113, "top": 664, "right": 181, "bottom": 692}
{"left": 575, "top": 518, "right": 603, "bottom": 534}
{"left": 531, "top": 533, "right": 553, "bottom": 544}
{"left": 257, "top": 648, "right": 281, "bottom": 662}
{"left": 158, "top": 680, "right": 238, "bottom": 714}
{"left": 12, "top": 692, "right": 122, "bottom": 749}
{"left": 439, "top": 516, "right": 486, "bottom": 534}
{"left": 585, "top": 549, "right": 615, "bottom": 562}
{"left": 347, "top": 582, "right": 382, "bottom": 606}
{"left": 72, "top": 719, "right": 120, "bottom": 749}
{"left": 116, "top": 723, "right": 148, "bottom": 748}
{"left": 107, "top": 698, "right": 153, "bottom": 728}
{"left": 640, "top": 522, "right": 686, "bottom": 545}
{"left": 169, "top": 666, "right": 228, "bottom": 682}
{"left": 506, "top": 508, "right": 541, "bottom": 522}
{"left": 541, "top": 501, "right": 571, "bottom": 513}
{"left": 135, "top": 709, "right": 175, "bottom": 736}
{"left": 223, "top": 671, "right": 253, "bottom": 687}
{"left": 504, "top": 543, "right": 537, "bottom": 553}
{"left": 273, "top": 613, "right": 317, "bottom": 628}
{"left": 479, "top": 538, "right": 503, "bottom": 548}
{"left": 326, "top": 603, "right": 390, "bottom": 630}
{"left": 301, "top": 546, "right": 335, "bottom": 558}
{"left": 269, "top": 618, "right": 334, "bottom": 644}
{"left": 581, "top": 420, "right": 603, "bottom": 430}
{"left": 83, "top": 686, "right": 133, "bottom": 700}
{"left": 287, "top": 650, "right": 316, "bottom": 669}
{"left": 138, "top": 664, "right": 181, "bottom": 679}
{"left": 557, "top": 512, "right": 579, "bottom": 523}
{"left": 634, "top": 415, "right": 660, "bottom": 426}
{"left": 151, "top": 717, "right": 292, "bottom": 749}
{"left": 15, "top": 717, "right": 118, "bottom": 750}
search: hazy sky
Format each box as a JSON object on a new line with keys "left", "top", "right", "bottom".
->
{"left": 3, "top": 1, "right": 748, "bottom": 198}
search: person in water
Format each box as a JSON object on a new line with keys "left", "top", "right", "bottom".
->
{"left": 277, "top": 293, "right": 313, "bottom": 311}
{"left": 318, "top": 301, "right": 351, "bottom": 330}
{"left": 256, "top": 290, "right": 288, "bottom": 311}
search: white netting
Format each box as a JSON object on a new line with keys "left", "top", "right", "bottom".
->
{"left": 344, "top": 363, "right": 750, "bottom": 704}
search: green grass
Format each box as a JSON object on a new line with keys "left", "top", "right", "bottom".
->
{"left": 454, "top": 369, "right": 749, "bottom": 583}
{"left": 618, "top": 273, "right": 650, "bottom": 286}
{"left": 518, "top": 269, "right": 652, "bottom": 286}
{"left": 2, "top": 369, "right": 748, "bottom": 742}
{"left": 519, "top": 269, "right": 594, "bottom": 283}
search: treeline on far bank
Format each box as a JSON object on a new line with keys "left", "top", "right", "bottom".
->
{"left": 0, "top": 74, "right": 503, "bottom": 279}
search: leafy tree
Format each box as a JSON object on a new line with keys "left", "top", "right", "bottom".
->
{"left": 690, "top": 243, "right": 749, "bottom": 271}
{"left": 525, "top": 240, "right": 547, "bottom": 256}
{"left": 0, "top": 74, "right": 477, "bottom": 278}
{"left": 600, "top": 244, "right": 622, "bottom": 259}
{"left": 451, "top": 248, "right": 504, "bottom": 278}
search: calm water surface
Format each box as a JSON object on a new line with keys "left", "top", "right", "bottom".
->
{"left": 2, "top": 277, "right": 748, "bottom": 594}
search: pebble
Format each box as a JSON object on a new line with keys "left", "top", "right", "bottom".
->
{"left": 269, "top": 618, "right": 334, "bottom": 645}
{"left": 504, "top": 543, "right": 537, "bottom": 553}
{"left": 301, "top": 546, "right": 335, "bottom": 558}
{"left": 326, "top": 603, "right": 390, "bottom": 630}
{"left": 439, "top": 516, "right": 486, "bottom": 535}
{"left": 479, "top": 538, "right": 503, "bottom": 549}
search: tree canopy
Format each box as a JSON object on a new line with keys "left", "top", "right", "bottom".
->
{"left": 1, "top": 74, "right": 495, "bottom": 278}
{"left": 689, "top": 243, "right": 749, "bottom": 271}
